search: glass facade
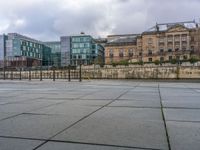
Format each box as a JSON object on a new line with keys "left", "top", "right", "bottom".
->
{"left": 71, "top": 35, "right": 104, "bottom": 65}
{"left": 45, "top": 42, "right": 61, "bottom": 67}
{"left": 60, "top": 36, "right": 71, "bottom": 66}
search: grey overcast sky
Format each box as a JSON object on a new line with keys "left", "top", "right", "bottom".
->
{"left": 0, "top": 0, "right": 200, "bottom": 41}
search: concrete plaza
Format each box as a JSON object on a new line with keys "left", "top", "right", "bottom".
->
{"left": 0, "top": 80, "right": 199, "bottom": 150}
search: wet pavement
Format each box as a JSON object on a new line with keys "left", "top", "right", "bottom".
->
{"left": 0, "top": 80, "right": 199, "bottom": 150}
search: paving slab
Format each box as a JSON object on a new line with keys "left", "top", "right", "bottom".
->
{"left": 29, "top": 102, "right": 101, "bottom": 117}
{"left": 163, "top": 100, "right": 200, "bottom": 109}
{"left": 164, "top": 108, "right": 200, "bottom": 122}
{"left": 167, "top": 121, "right": 200, "bottom": 150}
{"left": 118, "top": 93, "right": 160, "bottom": 101}
{"left": 37, "top": 142, "right": 145, "bottom": 150}
{"left": 0, "top": 114, "right": 82, "bottom": 139}
{"left": 109, "top": 100, "right": 160, "bottom": 108}
{"left": 0, "top": 137, "right": 43, "bottom": 150}
{"left": 0, "top": 100, "right": 63, "bottom": 113}
{"left": 53, "top": 107, "right": 168, "bottom": 150}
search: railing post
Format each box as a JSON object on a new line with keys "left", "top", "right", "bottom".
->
{"left": 3, "top": 68, "right": 5, "bottom": 80}
{"left": 40, "top": 66, "right": 42, "bottom": 81}
{"left": 11, "top": 70, "right": 13, "bottom": 80}
{"left": 68, "top": 65, "right": 71, "bottom": 82}
{"left": 79, "top": 63, "right": 82, "bottom": 82}
{"left": 53, "top": 67, "right": 55, "bottom": 81}
{"left": 29, "top": 68, "right": 31, "bottom": 81}
{"left": 19, "top": 68, "right": 22, "bottom": 80}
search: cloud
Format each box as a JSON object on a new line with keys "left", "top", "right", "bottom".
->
{"left": 0, "top": 0, "right": 200, "bottom": 41}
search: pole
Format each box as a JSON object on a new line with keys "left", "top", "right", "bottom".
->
{"left": 29, "top": 68, "right": 31, "bottom": 81}
{"left": 19, "top": 68, "right": 22, "bottom": 80}
{"left": 68, "top": 65, "right": 71, "bottom": 82}
{"left": 79, "top": 62, "right": 82, "bottom": 82}
{"left": 40, "top": 61, "right": 42, "bottom": 81}
{"left": 11, "top": 70, "right": 13, "bottom": 80}
{"left": 53, "top": 67, "right": 55, "bottom": 81}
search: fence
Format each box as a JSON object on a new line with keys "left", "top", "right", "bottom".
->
{"left": 0, "top": 66, "right": 82, "bottom": 82}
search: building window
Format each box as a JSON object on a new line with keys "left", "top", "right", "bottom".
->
{"left": 128, "top": 49, "right": 133, "bottom": 57}
{"left": 168, "top": 49, "right": 172, "bottom": 52}
{"left": 148, "top": 38, "right": 153, "bottom": 45}
{"left": 160, "top": 49, "right": 164, "bottom": 53}
{"left": 109, "top": 49, "right": 113, "bottom": 58}
{"left": 183, "top": 55, "right": 188, "bottom": 60}
{"left": 119, "top": 49, "right": 124, "bottom": 57}
{"left": 148, "top": 50, "right": 152, "bottom": 55}
{"left": 169, "top": 56, "right": 172, "bottom": 61}
{"left": 148, "top": 58, "right": 152, "bottom": 62}
{"left": 160, "top": 57, "right": 164, "bottom": 62}
{"left": 175, "top": 48, "right": 179, "bottom": 51}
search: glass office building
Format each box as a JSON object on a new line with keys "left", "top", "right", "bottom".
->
{"left": 0, "top": 33, "right": 51, "bottom": 68}
{"left": 45, "top": 41, "right": 61, "bottom": 67}
{"left": 71, "top": 35, "right": 104, "bottom": 65}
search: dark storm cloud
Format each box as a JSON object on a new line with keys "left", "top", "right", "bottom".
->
{"left": 0, "top": 0, "right": 200, "bottom": 41}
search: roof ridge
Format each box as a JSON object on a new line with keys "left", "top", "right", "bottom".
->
{"left": 157, "top": 20, "right": 195, "bottom": 26}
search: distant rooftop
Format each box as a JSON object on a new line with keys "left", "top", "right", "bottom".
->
{"left": 144, "top": 20, "right": 199, "bottom": 33}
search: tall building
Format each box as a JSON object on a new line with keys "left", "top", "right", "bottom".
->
{"left": 105, "top": 34, "right": 139, "bottom": 64}
{"left": 0, "top": 33, "right": 53, "bottom": 68}
{"left": 44, "top": 41, "right": 61, "bottom": 67}
{"left": 70, "top": 34, "right": 104, "bottom": 65}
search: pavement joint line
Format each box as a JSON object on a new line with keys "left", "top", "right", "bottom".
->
{"left": 104, "top": 106, "right": 161, "bottom": 109}
{"left": 46, "top": 139, "right": 163, "bottom": 150}
{"left": 33, "top": 83, "right": 141, "bottom": 150}
{"left": 166, "top": 120, "right": 200, "bottom": 123}
{"left": 0, "top": 135, "right": 46, "bottom": 142}
{"left": 163, "top": 107, "right": 200, "bottom": 110}
{"left": 158, "top": 84, "right": 171, "bottom": 150}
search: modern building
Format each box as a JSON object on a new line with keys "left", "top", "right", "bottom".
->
{"left": 60, "top": 36, "right": 71, "bottom": 67}
{"left": 0, "top": 33, "right": 53, "bottom": 68}
{"left": 70, "top": 34, "right": 104, "bottom": 66}
{"left": 0, "top": 34, "right": 7, "bottom": 68}
{"left": 105, "top": 34, "right": 139, "bottom": 64}
{"left": 44, "top": 41, "right": 61, "bottom": 67}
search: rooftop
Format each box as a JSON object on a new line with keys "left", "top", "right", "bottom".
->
{"left": 144, "top": 20, "right": 199, "bottom": 33}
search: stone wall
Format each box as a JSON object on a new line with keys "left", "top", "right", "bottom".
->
{"left": 0, "top": 66, "right": 200, "bottom": 79}
{"left": 81, "top": 66, "right": 200, "bottom": 79}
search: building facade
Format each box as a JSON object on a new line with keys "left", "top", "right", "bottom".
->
{"left": 105, "top": 34, "right": 139, "bottom": 64}
{"left": 44, "top": 41, "right": 61, "bottom": 67}
{"left": 60, "top": 36, "right": 71, "bottom": 67}
{"left": 0, "top": 33, "right": 54, "bottom": 68}
{"left": 141, "top": 21, "right": 200, "bottom": 63}
{"left": 70, "top": 34, "right": 104, "bottom": 66}
{"left": 104, "top": 21, "right": 200, "bottom": 64}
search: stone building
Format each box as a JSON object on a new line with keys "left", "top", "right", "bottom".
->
{"left": 141, "top": 21, "right": 200, "bottom": 63}
{"left": 104, "top": 21, "right": 200, "bottom": 65}
{"left": 105, "top": 34, "right": 139, "bottom": 64}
